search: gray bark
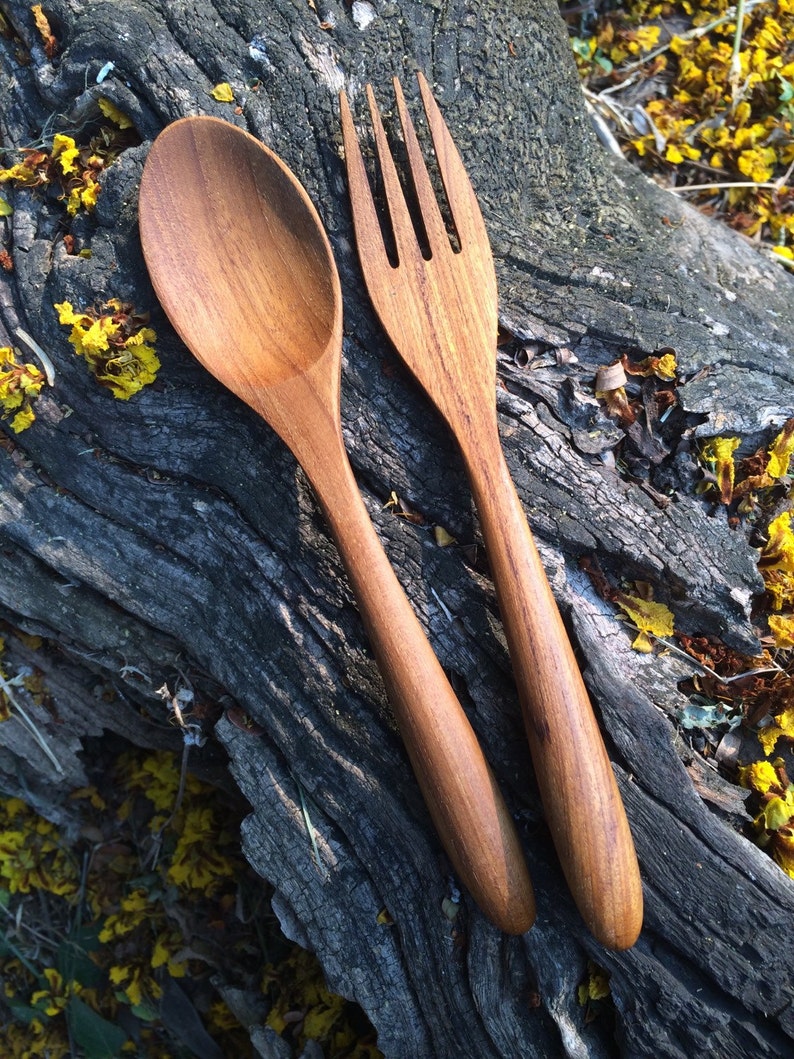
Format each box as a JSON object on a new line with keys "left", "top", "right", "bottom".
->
{"left": 1, "top": 1, "right": 793, "bottom": 1056}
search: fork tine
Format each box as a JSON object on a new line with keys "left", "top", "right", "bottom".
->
{"left": 391, "top": 78, "right": 451, "bottom": 257}
{"left": 362, "top": 83, "right": 426, "bottom": 267}
{"left": 415, "top": 71, "right": 490, "bottom": 253}
{"left": 340, "top": 90, "right": 393, "bottom": 275}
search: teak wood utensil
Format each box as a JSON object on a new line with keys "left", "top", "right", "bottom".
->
{"left": 341, "top": 75, "right": 643, "bottom": 949}
{"left": 138, "top": 115, "right": 535, "bottom": 934}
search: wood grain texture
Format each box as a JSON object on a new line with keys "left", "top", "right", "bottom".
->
{"left": 1, "top": 0, "right": 793, "bottom": 1055}
{"left": 138, "top": 116, "right": 535, "bottom": 934}
{"left": 342, "top": 75, "right": 641, "bottom": 949}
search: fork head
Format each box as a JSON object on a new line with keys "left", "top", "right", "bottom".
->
{"left": 340, "top": 74, "right": 499, "bottom": 420}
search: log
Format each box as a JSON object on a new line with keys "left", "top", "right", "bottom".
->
{"left": 1, "top": 1, "right": 793, "bottom": 1056}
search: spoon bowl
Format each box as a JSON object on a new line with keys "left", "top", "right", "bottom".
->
{"left": 138, "top": 115, "right": 536, "bottom": 935}
{"left": 140, "top": 116, "right": 340, "bottom": 419}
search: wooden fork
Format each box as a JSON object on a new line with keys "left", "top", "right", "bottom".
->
{"left": 340, "top": 74, "right": 643, "bottom": 950}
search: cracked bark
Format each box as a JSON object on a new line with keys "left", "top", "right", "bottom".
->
{"left": 1, "top": 1, "right": 793, "bottom": 1056}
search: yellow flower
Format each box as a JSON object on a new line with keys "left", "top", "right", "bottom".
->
{"left": 755, "top": 17, "right": 785, "bottom": 52}
{"left": 0, "top": 812, "right": 78, "bottom": 897}
{"left": 668, "top": 35, "right": 690, "bottom": 57}
{"left": 31, "top": 967, "right": 80, "bottom": 1017}
{"left": 6, "top": 1015, "right": 70, "bottom": 1058}
{"left": 54, "top": 301, "right": 81, "bottom": 326}
{"left": 79, "top": 177, "right": 101, "bottom": 211}
{"left": 98, "top": 96, "right": 134, "bottom": 129}
{"left": 772, "top": 830, "right": 794, "bottom": 877}
{"left": 654, "top": 352, "right": 677, "bottom": 380}
{"left": 10, "top": 406, "right": 35, "bottom": 432}
{"left": 739, "top": 755, "right": 794, "bottom": 878}
{"left": 768, "top": 614, "right": 794, "bottom": 649}
{"left": 167, "top": 806, "right": 236, "bottom": 892}
{"left": 210, "top": 82, "right": 234, "bottom": 102}
{"left": 0, "top": 161, "right": 37, "bottom": 185}
{"left": 98, "top": 887, "right": 152, "bottom": 941}
{"left": 54, "top": 299, "right": 160, "bottom": 399}
{"left": 151, "top": 932, "right": 188, "bottom": 977}
{"left": 1, "top": 346, "right": 46, "bottom": 432}
{"left": 739, "top": 759, "right": 780, "bottom": 792}
{"left": 633, "top": 26, "right": 660, "bottom": 52}
{"left": 79, "top": 317, "right": 119, "bottom": 357}
{"left": 764, "top": 569, "right": 794, "bottom": 612}
{"left": 755, "top": 703, "right": 794, "bottom": 756}
{"left": 701, "top": 436, "right": 741, "bottom": 504}
{"left": 51, "top": 134, "right": 80, "bottom": 176}
{"left": 614, "top": 593, "right": 675, "bottom": 652}
{"left": 665, "top": 142, "right": 701, "bottom": 164}
{"left": 761, "top": 510, "right": 794, "bottom": 571}
{"left": 757, "top": 793, "right": 794, "bottom": 831}
{"left": 737, "top": 146, "right": 778, "bottom": 182}
{"left": 578, "top": 960, "right": 611, "bottom": 1004}
{"left": 767, "top": 420, "right": 794, "bottom": 479}
{"left": 109, "top": 963, "right": 161, "bottom": 1008}
{"left": 630, "top": 135, "right": 654, "bottom": 157}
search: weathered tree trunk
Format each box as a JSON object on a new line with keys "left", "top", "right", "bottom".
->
{"left": 2, "top": 1, "right": 793, "bottom": 1056}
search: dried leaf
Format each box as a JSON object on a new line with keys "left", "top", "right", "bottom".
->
{"left": 623, "top": 350, "right": 677, "bottom": 381}
{"left": 433, "top": 525, "right": 456, "bottom": 547}
{"left": 595, "top": 361, "right": 627, "bottom": 391}
{"left": 383, "top": 491, "right": 424, "bottom": 525}
{"left": 31, "top": 3, "right": 57, "bottom": 59}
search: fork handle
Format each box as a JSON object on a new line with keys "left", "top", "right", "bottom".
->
{"left": 308, "top": 439, "right": 536, "bottom": 934}
{"left": 460, "top": 425, "right": 643, "bottom": 949}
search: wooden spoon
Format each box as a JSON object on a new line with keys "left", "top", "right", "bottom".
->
{"left": 138, "top": 115, "right": 535, "bottom": 934}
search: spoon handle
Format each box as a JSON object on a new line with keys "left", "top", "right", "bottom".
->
{"left": 458, "top": 420, "right": 643, "bottom": 950}
{"left": 309, "top": 441, "right": 535, "bottom": 935}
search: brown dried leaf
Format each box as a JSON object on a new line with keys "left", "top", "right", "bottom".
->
{"left": 31, "top": 4, "right": 57, "bottom": 59}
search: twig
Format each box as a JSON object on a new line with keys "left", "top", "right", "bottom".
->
{"left": 0, "top": 904, "right": 47, "bottom": 975}
{"left": 0, "top": 899, "right": 61, "bottom": 958}
{"left": 729, "top": 0, "right": 746, "bottom": 109}
{"left": 671, "top": 180, "right": 787, "bottom": 192}
{"left": 15, "top": 328, "right": 55, "bottom": 386}
{"left": 0, "top": 671, "right": 64, "bottom": 775}
{"left": 296, "top": 778, "right": 328, "bottom": 879}
{"left": 774, "top": 156, "right": 794, "bottom": 191}
{"left": 643, "top": 630, "right": 784, "bottom": 683}
{"left": 430, "top": 586, "right": 454, "bottom": 623}
{"left": 583, "top": 95, "right": 626, "bottom": 158}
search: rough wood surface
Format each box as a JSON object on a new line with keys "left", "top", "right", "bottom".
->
{"left": 1, "top": 1, "right": 793, "bottom": 1057}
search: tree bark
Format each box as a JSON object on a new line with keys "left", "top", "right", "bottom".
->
{"left": 1, "top": 1, "right": 793, "bottom": 1057}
